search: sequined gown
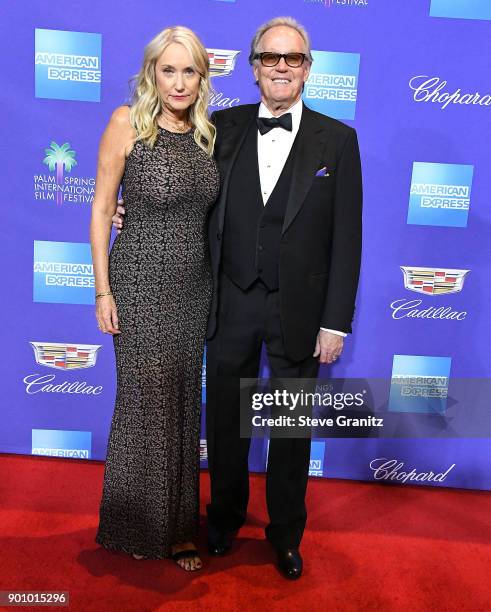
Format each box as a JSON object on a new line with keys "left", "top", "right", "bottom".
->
{"left": 95, "top": 127, "right": 219, "bottom": 558}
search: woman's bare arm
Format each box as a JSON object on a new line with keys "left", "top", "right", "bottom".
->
{"left": 90, "top": 105, "right": 135, "bottom": 333}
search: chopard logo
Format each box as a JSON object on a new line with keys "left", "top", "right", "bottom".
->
{"left": 370, "top": 458, "right": 455, "bottom": 484}
{"left": 409, "top": 76, "right": 491, "bottom": 110}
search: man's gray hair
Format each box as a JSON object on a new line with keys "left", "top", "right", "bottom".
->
{"left": 248, "top": 16, "right": 313, "bottom": 65}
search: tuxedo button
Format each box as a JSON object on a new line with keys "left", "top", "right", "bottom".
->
{"left": 258, "top": 245, "right": 264, "bottom": 251}
{"left": 217, "top": 232, "right": 221, "bottom": 241}
{"left": 258, "top": 267, "right": 263, "bottom": 273}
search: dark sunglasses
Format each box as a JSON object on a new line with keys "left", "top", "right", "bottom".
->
{"left": 253, "top": 52, "right": 307, "bottom": 68}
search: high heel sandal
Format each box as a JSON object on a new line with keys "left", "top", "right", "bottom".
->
{"left": 171, "top": 548, "right": 202, "bottom": 571}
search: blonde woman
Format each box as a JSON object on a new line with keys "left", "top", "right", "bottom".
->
{"left": 90, "top": 26, "right": 219, "bottom": 571}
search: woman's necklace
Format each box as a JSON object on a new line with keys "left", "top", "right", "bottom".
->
{"left": 159, "top": 114, "right": 191, "bottom": 133}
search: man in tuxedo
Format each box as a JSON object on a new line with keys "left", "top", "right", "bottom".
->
{"left": 205, "top": 17, "right": 362, "bottom": 579}
{"left": 113, "top": 16, "right": 362, "bottom": 580}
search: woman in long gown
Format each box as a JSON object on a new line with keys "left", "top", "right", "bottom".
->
{"left": 90, "top": 26, "right": 219, "bottom": 571}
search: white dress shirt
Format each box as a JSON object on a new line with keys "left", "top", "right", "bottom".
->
{"left": 257, "top": 98, "right": 303, "bottom": 205}
{"left": 256, "top": 99, "right": 346, "bottom": 338}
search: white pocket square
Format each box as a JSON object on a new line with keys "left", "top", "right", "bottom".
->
{"left": 315, "top": 166, "right": 330, "bottom": 177}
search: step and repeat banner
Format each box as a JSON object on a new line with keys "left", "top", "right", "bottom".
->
{"left": 1, "top": 0, "right": 490, "bottom": 490}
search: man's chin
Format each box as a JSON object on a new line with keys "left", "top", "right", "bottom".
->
{"left": 266, "top": 93, "right": 296, "bottom": 106}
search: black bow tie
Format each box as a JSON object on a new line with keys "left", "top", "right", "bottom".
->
{"left": 256, "top": 113, "right": 293, "bottom": 135}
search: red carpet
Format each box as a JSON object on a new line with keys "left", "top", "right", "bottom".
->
{"left": 0, "top": 454, "right": 490, "bottom": 612}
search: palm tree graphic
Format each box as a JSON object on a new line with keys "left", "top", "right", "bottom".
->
{"left": 43, "top": 141, "right": 77, "bottom": 204}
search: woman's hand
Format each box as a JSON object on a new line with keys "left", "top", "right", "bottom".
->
{"left": 96, "top": 295, "right": 121, "bottom": 335}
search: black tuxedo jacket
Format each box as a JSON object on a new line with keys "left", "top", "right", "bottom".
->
{"left": 207, "top": 102, "right": 362, "bottom": 362}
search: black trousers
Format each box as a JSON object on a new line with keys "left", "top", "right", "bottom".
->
{"left": 206, "top": 273, "right": 320, "bottom": 550}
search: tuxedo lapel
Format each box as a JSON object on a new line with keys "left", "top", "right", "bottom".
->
{"left": 216, "top": 105, "right": 259, "bottom": 233}
{"left": 282, "top": 105, "right": 327, "bottom": 234}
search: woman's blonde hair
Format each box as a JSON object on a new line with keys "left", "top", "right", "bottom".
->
{"left": 129, "top": 26, "right": 215, "bottom": 156}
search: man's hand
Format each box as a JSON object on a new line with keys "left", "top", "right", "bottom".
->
{"left": 112, "top": 199, "right": 125, "bottom": 232}
{"left": 313, "top": 330, "right": 344, "bottom": 364}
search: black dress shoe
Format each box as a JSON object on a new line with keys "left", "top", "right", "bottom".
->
{"left": 207, "top": 530, "right": 235, "bottom": 556}
{"left": 276, "top": 548, "right": 303, "bottom": 580}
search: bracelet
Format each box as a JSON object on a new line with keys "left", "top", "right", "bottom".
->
{"left": 96, "top": 291, "right": 113, "bottom": 299}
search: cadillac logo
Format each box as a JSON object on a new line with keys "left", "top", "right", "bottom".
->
{"left": 207, "top": 49, "right": 240, "bottom": 77}
{"left": 30, "top": 342, "right": 102, "bottom": 370}
{"left": 400, "top": 266, "right": 470, "bottom": 295}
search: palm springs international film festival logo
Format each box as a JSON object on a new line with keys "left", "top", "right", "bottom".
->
{"left": 430, "top": 0, "right": 491, "bottom": 21}
{"left": 407, "top": 162, "right": 474, "bottom": 228}
{"left": 302, "top": 50, "right": 360, "bottom": 120}
{"left": 207, "top": 49, "right": 241, "bottom": 109}
{"left": 34, "top": 141, "right": 95, "bottom": 205}
{"left": 32, "top": 429, "right": 92, "bottom": 459}
{"left": 35, "top": 28, "right": 102, "bottom": 102}
{"left": 33, "top": 240, "right": 95, "bottom": 305}
{"left": 390, "top": 266, "right": 470, "bottom": 322}
{"left": 24, "top": 342, "right": 103, "bottom": 396}
{"left": 388, "top": 354, "right": 452, "bottom": 415}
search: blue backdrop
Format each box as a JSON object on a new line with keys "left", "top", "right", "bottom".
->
{"left": 1, "top": 0, "right": 490, "bottom": 490}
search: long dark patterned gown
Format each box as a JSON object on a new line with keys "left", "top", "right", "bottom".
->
{"left": 95, "top": 126, "right": 219, "bottom": 559}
